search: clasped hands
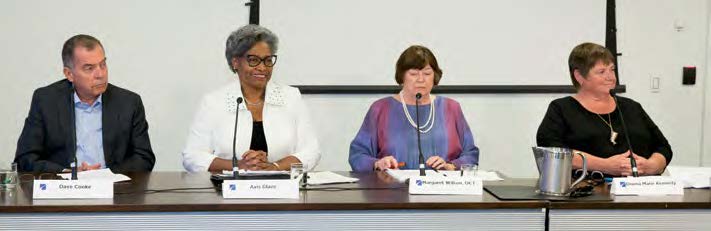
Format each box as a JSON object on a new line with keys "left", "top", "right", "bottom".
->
{"left": 238, "top": 150, "right": 278, "bottom": 171}
{"left": 604, "top": 151, "right": 666, "bottom": 176}
{"left": 62, "top": 161, "right": 101, "bottom": 173}
{"left": 374, "top": 155, "right": 455, "bottom": 171}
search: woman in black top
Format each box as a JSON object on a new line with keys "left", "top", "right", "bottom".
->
{"left": 536, "top": 43, "right": 672, "bottom": 177}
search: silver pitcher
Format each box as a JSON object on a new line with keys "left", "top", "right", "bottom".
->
{"left": 532, "top": 147, "right": 587, "bottom": 196}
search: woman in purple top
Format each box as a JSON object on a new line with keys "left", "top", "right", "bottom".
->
{"left": 349, "top": 45, "right": 480, "bottom": 171}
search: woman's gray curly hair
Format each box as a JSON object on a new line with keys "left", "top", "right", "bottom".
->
{"left": 225, "top": 24, "right": 279, "bottom": 73}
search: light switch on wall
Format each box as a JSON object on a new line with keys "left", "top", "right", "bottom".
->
{"left": 651, "top": 76, "right": 660, "bottom": 93}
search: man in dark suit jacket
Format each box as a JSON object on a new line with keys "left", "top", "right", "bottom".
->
{"left": 15, "top": 34, "right": 155, "bottom": 173}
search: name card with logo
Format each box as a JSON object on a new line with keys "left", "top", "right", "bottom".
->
{"left": 222, "top": 179, "right": 299, "bottom": 199}
{"left": 409, "top": 176, "right": 482, "bottom": 195}
{"left": 33, "top": 180, "right": 113, "bottom": 199}
{"left": 611, "top": 176, "right": 684, "bottom": 195}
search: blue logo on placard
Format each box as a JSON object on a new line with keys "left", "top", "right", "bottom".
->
{"left": 40, "top": 184, "right": 47, "bottom": 190}
{"left": 229, "top": 184, "right": 236, "bottom": 191}
{"left": 415, "top": 180, "right": 423, "bottom": 186}
{"left": 619, "top": 182, "right": 627, "bottom": 188}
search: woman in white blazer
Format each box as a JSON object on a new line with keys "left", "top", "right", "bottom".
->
{"left": 182, "top": 25, "right": 320, "bottom": 172}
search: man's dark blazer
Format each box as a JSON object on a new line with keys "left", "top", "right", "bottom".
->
{"left": 15, "top": 79, "right": 155, "bottom": 173}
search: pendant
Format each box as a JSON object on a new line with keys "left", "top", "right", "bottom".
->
{"left": 610, "top": 130, "right": 618, "bottom": 145}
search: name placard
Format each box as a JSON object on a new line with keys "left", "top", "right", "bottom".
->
{"left": 611, "top": 176, "right": 683, "bottom": 195}
{"left": 222, "top": 179, "right": 299, "bottom": 199}
{"left": 33, "top": 180, "right": 113, "bottom": 199}
{"left": 409, "top": 176, "right": 482, "bottom": 195}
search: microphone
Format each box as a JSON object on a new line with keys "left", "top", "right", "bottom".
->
{"left": 609, "top": 89, "right": 639, "bottom": 177}
{"left": 69, "top": 84, "right": 78, "bottom": 180}
{"left": 415, "top": 93, "right": 426, "bottom": 176}
{"left": 232, "top": 97, "right": 243, "bottom": 179}
{"left": 209, "top": 96, "right": 254, "bottom": 187}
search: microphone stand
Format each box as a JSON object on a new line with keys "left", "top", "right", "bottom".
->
{"left": 210, "top": 97, "right": 244, "bottom": 187}
{"left": 610, "top": 89, "right": 638, "bottom": 177}
{"left": 415, "top": 93, "right": 426, "bottom": 176}
{"left": 70, "top": 85, "right": 78, "bottom": 180}
{"left": 232, "top": 97, "right": 243, "bottom": 179}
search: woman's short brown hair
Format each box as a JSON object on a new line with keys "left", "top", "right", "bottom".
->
{"left": 395, "top": 45, "right": 443, "bottom": 85}
{"left": 568, "top": 42, "right": 615, "bottom": 89}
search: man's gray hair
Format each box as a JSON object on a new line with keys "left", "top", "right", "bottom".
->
{"left": 62, "top": 34, "right": 104, "bottom": 68}
{"left": 225, "top": 24, "right": 279, "bottom": 73}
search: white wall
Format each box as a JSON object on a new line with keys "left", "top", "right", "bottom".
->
{"left": 262, "top": 0, "right": 606, "bottom": 86}
{"left": 0, "top": 1, "right": 709, "bottom": 177}
{"left": 0, "top": 0, "right": 249, "bottom": 170}
{"left": 704, "top": 0, "right": 711, "bottom": 167}
{"left": 617, "top": 0, "right": 708, "bottom": 167}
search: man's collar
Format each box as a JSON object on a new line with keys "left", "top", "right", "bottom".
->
{"left": 73, "top": 92, "right": 102, "bottom": 107}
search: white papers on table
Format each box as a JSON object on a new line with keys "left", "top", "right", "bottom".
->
{"left": 385, "top": 170, "right": 441, "bottom": 182}
{"left": 385, "top": 169, "right": 503, "bottom": 183}
{"left": 666, "top": 165, "right": 711, "bottom": 188}
{"left": 221, "top": 170, "right": 290, "bottom": 176}
{"left": 306, "top": 171, "right": 359, "bottom": 185}
{"left": 58, "top": 169, "right": 131, "bottom": 183}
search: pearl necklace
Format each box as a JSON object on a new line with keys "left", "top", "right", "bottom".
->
{"left": 399, "top": 91, "right": 435, "bottom": 133}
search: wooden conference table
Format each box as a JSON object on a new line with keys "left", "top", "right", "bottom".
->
{"left": 0, "top": 171, "right": 709, "bottom": 230}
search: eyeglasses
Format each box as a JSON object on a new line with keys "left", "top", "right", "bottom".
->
{"left": 244, "top": 55, "right": 277, "bottom": 67}
{"left": 569, "top": 169, "right": 605, "bottom": 198}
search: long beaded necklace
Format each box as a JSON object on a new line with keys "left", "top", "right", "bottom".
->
{"left": 399, "top": 91, "right": 435, "bottom": 133}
